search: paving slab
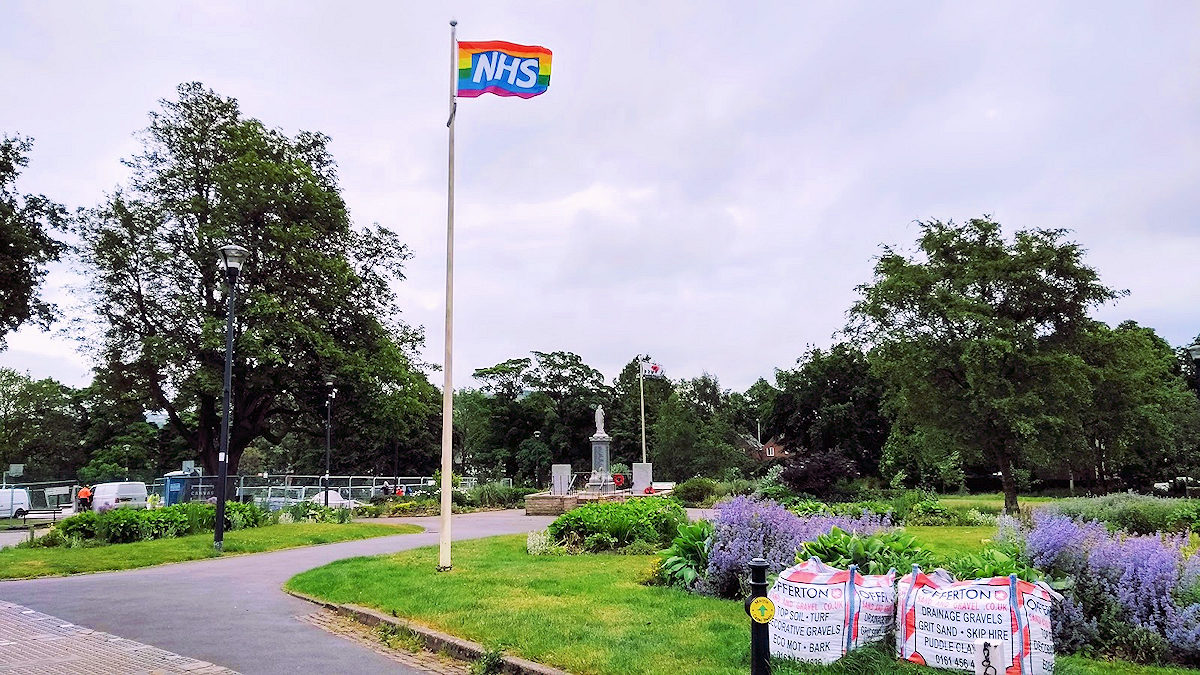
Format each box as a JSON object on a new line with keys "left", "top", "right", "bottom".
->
{"left": 0, "top": 601, "right": 239, "bottom": 674}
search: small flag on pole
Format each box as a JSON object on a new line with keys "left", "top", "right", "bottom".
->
{"left": 458, "top": 40, "right": 552, "bottom": 98}
{"left": 641, "top": 362, "right": 666, "bottom": 379}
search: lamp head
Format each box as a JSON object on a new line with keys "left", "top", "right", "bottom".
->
{"left": 218, "top": 244, "right": 250, "bottom": 282}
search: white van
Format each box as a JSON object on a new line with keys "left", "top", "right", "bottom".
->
{"left": 0, "top": 488, "right": 31, "bottom": 518}
{"left": 91, "top": 482, "right": 148, "bottom": 511}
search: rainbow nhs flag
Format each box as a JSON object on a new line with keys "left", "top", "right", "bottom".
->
{"left": 457, "top": 41, "right": 552, "bottom": 98}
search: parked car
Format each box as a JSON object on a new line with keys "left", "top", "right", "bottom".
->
{"left": 0, "top": 488, "right": 31, "bottom": 518}
{"left": 91, "top": 482, "right": 149, "bottom": 511}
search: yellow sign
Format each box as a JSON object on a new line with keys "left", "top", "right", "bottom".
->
{"left": 749, "top": 596, "right": 775, "bottom": 624}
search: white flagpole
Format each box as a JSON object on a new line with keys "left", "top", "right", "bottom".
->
{"left": 438, "top": 19, "right": 458, "bottom": 571}
{"left": 639, "top": 357, "right": 647, "bottom": 464}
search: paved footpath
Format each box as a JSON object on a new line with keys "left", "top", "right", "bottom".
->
{"left": 0, "top": 510, "right": 552, "bottom": 674}
{"left": 0, "top": 601, "right": 237, "bottom": 674}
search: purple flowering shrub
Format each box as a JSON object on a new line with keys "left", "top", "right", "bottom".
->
{"left": 697, "top": 495, "right": 891, "bottom": 598}
{"left": 1026, "top": 512, "right": 1200, "bottom": 664}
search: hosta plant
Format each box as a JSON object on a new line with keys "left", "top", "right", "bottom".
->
{"left": 801, "top": 527, "right": 934, "bottom": 575}
{"left": 660, "top": 520, "right": 714, "bottom": 588}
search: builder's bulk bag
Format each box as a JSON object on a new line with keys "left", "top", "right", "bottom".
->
{"left": 767, "top": 558, "right": 897, "bottom": 664}
{"left": 896, "top": 567, "right": 1061, "bottom": 674}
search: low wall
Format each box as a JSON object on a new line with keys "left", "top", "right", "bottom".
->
{"left": 525, "top": 491, "right": 672, "bottom": 516}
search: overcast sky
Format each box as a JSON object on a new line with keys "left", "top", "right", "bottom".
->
{"left": 2, "top": 1, "right": 1198, "bottom": 392}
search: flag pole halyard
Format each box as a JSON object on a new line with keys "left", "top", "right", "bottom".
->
{"left": 438, "top": 18, "right": 458, "bottom": 572}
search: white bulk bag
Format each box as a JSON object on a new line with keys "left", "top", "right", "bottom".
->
{"left": 767, "top": 557, "right": 897, "bottom": 664}
{"left": 897, "top": 568, "right": 1061, "bottom": 674}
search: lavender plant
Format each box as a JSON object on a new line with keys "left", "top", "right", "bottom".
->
{"left": 1025, "top": 511, "right": 1200, "bottom": 664}
{"left": 698, "top": 496, "right": 891, "bottom": 598}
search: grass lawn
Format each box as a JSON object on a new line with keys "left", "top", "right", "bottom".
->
{"left": 938, "top": 493, "right": 1058, "bottom": 514}
{"left": 0, "top": 522, "right": 421, "bottom": 579}
{"left": 902, "top": 525, "right": 997, "bottom": 554}
{"left": 287, "top": 535, "right": 1187, "bottom": 675}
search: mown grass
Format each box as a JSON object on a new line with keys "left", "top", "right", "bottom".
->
{"left": 0, "top": 522, "right": 420, "bottom": 579}
{"left": 938, "top": 492, "right": 1057, "bottom": 514}
{"left": 902, "top": 525, "right": 997, "bottom": 554}
{"left": 287, "top": 535, "right": 1189, "bottom": 675}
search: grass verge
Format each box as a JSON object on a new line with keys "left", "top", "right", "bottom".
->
{"left": 0, "top": 522, "right": 421, "bottom": 579}
{"left": 287, "top": 535, "right": 1187, "bottom": 675}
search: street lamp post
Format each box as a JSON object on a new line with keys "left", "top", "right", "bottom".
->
{"left": 214, "top": 243, "right": 249, "bottom": 553}
{"left": 325, "top": 380, "right": 337, "bottom": 507}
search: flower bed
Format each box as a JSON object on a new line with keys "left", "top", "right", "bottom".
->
{"left": 696, "top": 496, "right": 893, "bottom": 598}
{"left": 1020, "top": 511, "right": 1200, "bottom": 666}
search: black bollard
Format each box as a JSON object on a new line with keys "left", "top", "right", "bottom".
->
{"left": 745, "top": 557, "right": 772, "bottom": 675}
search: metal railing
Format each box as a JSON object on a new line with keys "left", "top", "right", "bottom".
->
{"left": 148, "top": 473, "right": 512, "bottom": 510}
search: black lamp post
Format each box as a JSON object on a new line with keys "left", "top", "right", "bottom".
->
{"left": 324, "top": 380, "right": 337, "bottom": 507}
{"left": 214, "top": 243, "right": 249, "bottom": 553}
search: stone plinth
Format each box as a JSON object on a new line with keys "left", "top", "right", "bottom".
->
{"left": 632, "top": 463, "right": 653, "bottom": 494}
{"left": 550, "top": 464, "right": 572, "bottom": 495}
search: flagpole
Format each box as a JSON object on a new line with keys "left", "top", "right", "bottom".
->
{"left": 639, "top": 356, "right": 647, "bottom": 464}
{"left": 438, "top": 18, "right": 458, "bottom": 572}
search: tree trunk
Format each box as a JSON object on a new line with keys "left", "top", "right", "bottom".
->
{"left": 998, "top": 453, "right": 1020, "bottom": 515}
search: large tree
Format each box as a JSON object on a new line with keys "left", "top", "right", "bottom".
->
{"left": 767, "top": 342, "right": 889, "bottom": 479}
{"left": 1075, "top": 321, "right": 1200, "bottom": 490}
{"left": 849, "top": 218, "right": 1117, "bottom": 513}
{"left": 75, "top": 83, "right": 425, "bottom": 475}
{"left": 0, "top": 136, "right": 65, "bottom": 347}
{"left": 0, "top": 369, "right": 84, "bottom": 481}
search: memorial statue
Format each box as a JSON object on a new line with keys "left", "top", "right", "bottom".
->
{"left": 594, "top": 405, "right": 606, "bottom": 436}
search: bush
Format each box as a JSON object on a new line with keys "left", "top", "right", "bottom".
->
{"left": 801, "top": 527, "right": 935, "bottom": 575}
{"left": 1050, "top": 494, "right": 1195, "bottom": 534}
{"left": 888, "top": 489, "right": 936, "bottom": 524}
{"left": 753, "top": 465, "right": 798, "bottom": 504}
{"left": 618, "top": 540, "right": 659, "bottom": 555}
{"left": 98, "top": 508, "right": 143, "bottom": 544}
{"left": 904, "top": 499, "right": 965, "bottom": 526}
{"left": 779, "top": 452, "right": 859, "bottom": 501}
{"left": 286, "top": 501, "right": 343, "bottom": 523}
{"left": 547, "top": 497, "right": 686, "bottom": 552}
{"left": 674, "top": 478, "right": 717, "bottom": 506}
{"left": 354, "top": 504, "right": 385, "bottom": 518}
{"left": 39, "top": 502, "right": 275, "bottom": 548}
{"left": 469, "top": 482, "right": 535, "bottom": 509}
{"left": 714, "top": 478, "right": 755, "bottom": 499}
{"left": 141, "top": 508, "right": 189, "bottom": 539}
{"left": 225, "top": 501, "right": 270, "bottom": 529}
{"left": 57, "top": 511, "right": 100, "bottom": 541}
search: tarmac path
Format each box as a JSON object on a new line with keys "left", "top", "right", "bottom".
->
{"left": 0, "top": 510, "right": 553, "bottom": 674}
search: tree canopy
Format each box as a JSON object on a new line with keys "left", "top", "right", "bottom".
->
{"left": 0, "top": 136, "right": 64, "bottom": 348}
{"left": 74, "top": 83, "right": 429, "bottom": 475}
{"left": 849, "top": 217, "right": 1119, "bottom": 512}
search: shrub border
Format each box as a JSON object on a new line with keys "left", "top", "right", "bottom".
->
{"left": 285, "top": 588, "right": 567, "bottom": 675}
